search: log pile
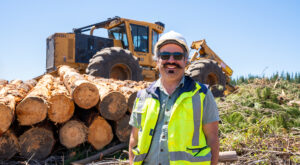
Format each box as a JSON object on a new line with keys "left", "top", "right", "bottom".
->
{"left": 0, "top": 79, "right": 37, "bottom": 135}
{"left": 0, "top": 65, "right": 150, "bottom": 160}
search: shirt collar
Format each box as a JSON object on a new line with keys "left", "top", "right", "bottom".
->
{"left": 155, "top": 76, "right": 185, "bottom": 94}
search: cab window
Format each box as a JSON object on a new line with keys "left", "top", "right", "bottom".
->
{"left": 152, "top": 30, "right": 159, "bottom": 54}
{"left": 108, "top": 23, "right": 129, "bottom": 49}
{"left": 130, "top": 24, "right": 148, "bottom": 52}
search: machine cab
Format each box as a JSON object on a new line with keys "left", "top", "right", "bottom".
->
{"left": 90, "top": 17, "right": 164, "bottom": 68}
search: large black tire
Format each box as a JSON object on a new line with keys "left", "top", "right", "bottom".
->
{"left": 186, "top": 59, "right": 226, "bottom": 97}
{"left": 86, "top": 47, "right": 143, "bottom": 81}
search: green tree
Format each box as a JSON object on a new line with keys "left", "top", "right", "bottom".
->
{"left": 281, "top": 71, "right": 285, "bottom": 80}
{"left": 286, "top": 72, "right": 291, "bottom": 82}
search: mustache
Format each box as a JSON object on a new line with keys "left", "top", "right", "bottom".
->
{"left": 163, "top": 62, "right": 182, "bottom": 69}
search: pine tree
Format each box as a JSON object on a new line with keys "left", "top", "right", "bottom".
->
{"left": 281, "top": 71, "right": 285, "bottom": 80}
{"left": 286, "top": 72, "right": 291, "bottom": 82}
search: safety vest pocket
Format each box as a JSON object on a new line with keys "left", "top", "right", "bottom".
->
{"left": 187, "top": 145, "right": 209, "bottom": 156}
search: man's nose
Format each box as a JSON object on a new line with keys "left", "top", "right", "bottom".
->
{"left": 167, "top": 55, "right": 176, "bottom": 62}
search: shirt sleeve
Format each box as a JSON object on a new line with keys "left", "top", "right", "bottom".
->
{"left": 129, "top": 97, "right": 140, "bottom": 128}
{"left": 202, "top": 89, "right": 220, "bottom": 125}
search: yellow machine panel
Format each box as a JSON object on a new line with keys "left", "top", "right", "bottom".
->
{"left": 54, "top": 33, "right": 76, "bottom": 65}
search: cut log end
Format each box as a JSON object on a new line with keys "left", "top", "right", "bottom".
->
{"left": 16, "top": 97, "right": 48, "bottom": 126}
{"left": 115, "top": 115, "right": 132, "bottom": 142}
{"left": 19, "top": 127, "right": 55, "bottom": 160}
{"left": 59, "top": 120, "right": 87, "bottom": 149}
{"left": 88, "top": 116, "right": 113, "bottom": 150}
{"left": 0, "top": 104, "right": 14, "bottom": 135}
{"left": 48, "top": 95, "right": 75, "bottom": 123}
{"left": 0, "top": 130, "right": 19, "bottom": 160}
{"left": 99, "top": 92, "right": 127, "bottom": 121}
{"left": 73, "top": 82, "right": 99, "bottom": 109}
{"left": 219, "top": 151, "right": 238, "bottom": 162}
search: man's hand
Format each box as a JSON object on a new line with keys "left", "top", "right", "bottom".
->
{"left": 129, "top": 127, "right": 139, "bottom": 165}
{"left": 203, "top": 121, "right": 219, "bottom": 165}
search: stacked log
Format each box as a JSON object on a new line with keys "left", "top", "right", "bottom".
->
{"left": 0, "top": 79, "right": 37, "bottom": 134}
{"left": 115, "top": 114, "right": 131, "bottom": 142}
{"left": 16, "top": 75, "right": 53, "bottom": 126}
{"left": 87, "top": 115, "right": 113, "bottom": 150}
{"left": 0, "top": 129, "right": 19, "bottom": 160}
{"left": 48, "top": 78, "right": 74, "bottom": 123}
{"left": 19, "top": 127, "right": 55, "bottom": 159}
{"left": 58, "top": 66, "right": 99, "bottom": 109}
{"left": 59, "top": 120, "right": 87, "bottom": 148}
{"left": 0, "top": 95, "right": 16, "bottom": 136}
{"left": 89, "top": 78, "right": 127, "bottom": 121}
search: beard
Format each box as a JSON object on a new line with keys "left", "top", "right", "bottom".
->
{"left": 159, "top": 63, "right": 185, "bottom": 81}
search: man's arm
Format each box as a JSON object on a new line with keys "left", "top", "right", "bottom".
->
{"left": 129, "top": 127, "right": 139, "bottom": 165}
{"left": 203, "top": 121, "right": 219, "bottom": 165}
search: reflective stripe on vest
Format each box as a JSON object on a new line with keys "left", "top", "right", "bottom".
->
{"left": 192, "top": 91, "right": 201, "bottom": 146}
{"left": 170, "top": 151, "right": 212, "bottom": 162}
{"left": 133, "top": 153, "right": 147, "bottom": 162}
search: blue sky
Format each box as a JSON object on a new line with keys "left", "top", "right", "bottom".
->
{"left": 0, "top": 0, "right": 299, "bottom": 81}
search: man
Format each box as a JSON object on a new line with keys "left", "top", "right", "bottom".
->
{"left": 129, "top": 31, "right": 219, "bottom": 165}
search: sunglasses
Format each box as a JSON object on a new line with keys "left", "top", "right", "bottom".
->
{"left": 158, "top": 52, "right": 185, "bottom": 60}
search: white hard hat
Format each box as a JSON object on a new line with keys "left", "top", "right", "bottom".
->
{"left": 154, "top": 30, "right": 189, "bottom": 60}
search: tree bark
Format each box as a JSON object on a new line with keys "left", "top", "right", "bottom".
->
{"left": 18, "top": 127, "right": 55, "bottom": 160}
{"left": 16, "top": 75, "right": 53, "bottom": 126}
{"left": 59, "top": 120, "right": 88, "bottom": 149}
{"left": 48, "top": 78, "right": 75, "bottom": 123}
{"left": 58, "top": 66, "right": 99, "bottom": 109}
{"left": 115, "top": 114, "right": 132, "bottom": 142}
{"left": 0, "top": 79, "right": 37, "bottom": 134}
{"left": 86, "top": 114, "right": 114, "bottom": 150}
{"left": 0, "top": 129, "right": 19, "bottom": 160}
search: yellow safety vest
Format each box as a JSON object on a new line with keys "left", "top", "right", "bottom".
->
{"left": 132, "top": 77, "right": 211, "bottom": 165}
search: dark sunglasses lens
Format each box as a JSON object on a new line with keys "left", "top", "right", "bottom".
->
{"left": 173, "top": 55, "right": 184, "bottom": 60}
{"left": 160, "top": 55, "right": 170, "bottom": 60}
